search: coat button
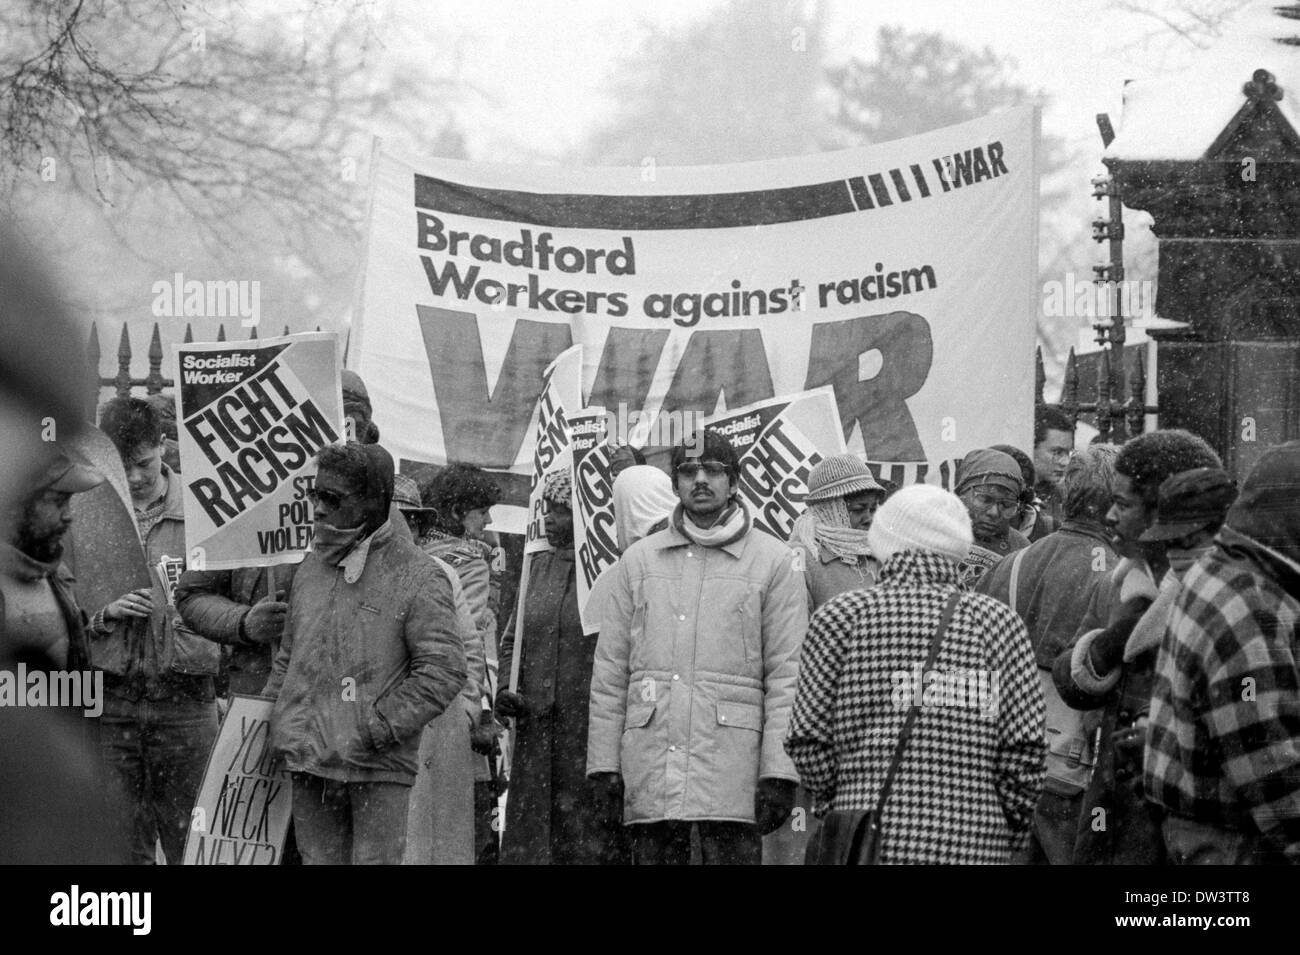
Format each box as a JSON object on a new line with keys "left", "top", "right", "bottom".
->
{"left": 669, "top": 745, "right": 677, "bottom": 752}
{"left": 678, "top": 614, "right": 685, "bottom": 621}
{"left": 672, "top": 674, "right": 679, "bottom": 681}
{"left": 720, "top": 715, "right": 727, "bottom": 723}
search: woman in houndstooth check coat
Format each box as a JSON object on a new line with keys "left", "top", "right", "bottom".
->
{"left": 786, "top": 484, "right": 1045, "bottom": 864}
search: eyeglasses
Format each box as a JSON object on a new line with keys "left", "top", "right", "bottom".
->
{"left": 675, "top": 461, "right": 729, "bottom": 479}
{"left": 969, "top": 491, "right": 1020, "bottom": 518}
{"left": 307, "top": 487, "right": 356, "bottom": 509}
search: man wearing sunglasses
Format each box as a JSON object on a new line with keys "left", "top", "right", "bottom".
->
{"left": 264, "top": 442, "right": 467, "bottom": 864}
{"left": 587, "top": 429, "right": 807, "bottom": 865}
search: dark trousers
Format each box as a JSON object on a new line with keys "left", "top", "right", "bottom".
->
{"left": 99, "top": 693, "right": 219, "bottom": 864}
{"left": 290, "top": 772, "right": 411, "bottom": 865}
{"left": 1015, "top": 790, "right": 1086, "bottom": 865}
{"left": 631, "top": 821, "right": 762, "bottom": 866}
{"left": 1162, "top": 815, "right": 1262, "bottom": 865}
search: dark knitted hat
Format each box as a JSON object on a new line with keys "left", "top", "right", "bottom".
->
{"left": 1139, "top": 467, "right": 1237, "bottom": 542}
{"left": 1225, "top": 441, "right": 1300, "bottom": 565}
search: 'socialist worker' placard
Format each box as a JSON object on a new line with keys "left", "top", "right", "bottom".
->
{"left": 175, "top": 332, "right": 344, "bottom": 571}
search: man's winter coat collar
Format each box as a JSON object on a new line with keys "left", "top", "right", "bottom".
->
{"left": 1057, "top": 518, "right": 1113, "bottom": 546}
{"left": 0, "top": 541, "right": 62, "bottom": 582}
{"left": 1217, "top": 525, "right": 1300, "bottom": 602}
{"left": 338, "top": 517, "right": 395, "bottom": 584}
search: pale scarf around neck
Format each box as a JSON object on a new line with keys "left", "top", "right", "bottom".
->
{"left": 673, "top": 499, "right": 750, "bottom": 548}
{"left": 791, "top": 497, "right": 874, "bottom": 565}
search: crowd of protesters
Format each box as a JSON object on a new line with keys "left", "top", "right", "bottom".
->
{"left": 3, "top": 317, "right": 1298, "bottom": 865}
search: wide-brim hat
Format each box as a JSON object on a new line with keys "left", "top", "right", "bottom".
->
{"left": 806, "top": 453, "right": 884, "bottom": 502}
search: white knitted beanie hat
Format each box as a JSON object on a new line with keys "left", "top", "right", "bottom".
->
{"left": 867, "top": 484, "right": 973, "bottom": 564}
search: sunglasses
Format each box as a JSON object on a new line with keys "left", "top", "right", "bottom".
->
{"left": 675, "top": 461, "right": 729, "bottom": 479}
{"left": 307, "top": 487, "right": 356, "bottom": 510}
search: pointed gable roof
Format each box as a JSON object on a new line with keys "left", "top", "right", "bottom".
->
{"left": 1106, "top": 3, "right": 1300, "bottom": 161}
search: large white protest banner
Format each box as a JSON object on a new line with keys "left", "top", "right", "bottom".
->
{"left": 183, "top": 695, "right": 292, "bottom": 865}
{"left": 175, "top": 332, "right": 343, "bottom": 571}
{"left": 354, "top": 107, "right": 1039, "bottom": 500}
{"left": 702, "top": 387, "right": 848, "bottom": 543}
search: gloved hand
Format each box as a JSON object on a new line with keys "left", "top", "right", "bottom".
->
{"left": 241, "top": 590, "right": 288, "bottom": 645}
{"left": 589, "top": 772, "right": 624, "bottom": 827}
{"left": 754, "top": 777, "right": 797, "bottom": 835}
{"left": 494, "top": 689, "right": 530, "bottom": 720}
{"left": 1111, "top": 714, "right": 1149, "bottom": 771}
{"left": 470, "top": 709, "right": 504, "bottom": 755}
{"left": 1092, "top": 596, "right": 1153, "bottom": 673}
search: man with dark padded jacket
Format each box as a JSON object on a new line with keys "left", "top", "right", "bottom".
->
{"left": 264, "top": 442, "right": 466, "bottom": 864}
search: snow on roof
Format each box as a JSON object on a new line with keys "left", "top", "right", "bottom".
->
{"left": 1106, "top": 3, "right": 1300, "bottom": 161}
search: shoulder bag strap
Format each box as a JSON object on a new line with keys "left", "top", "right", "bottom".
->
{"left": 874, "top": 588, "right": 962, "bottom": 814}
{"left": 1007, "top": 546, "right": 1028, "bottom": 619}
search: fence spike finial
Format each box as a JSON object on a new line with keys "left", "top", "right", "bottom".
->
{"left": 1034, "top": 346, "right": 1046, "bottom": 409}
{"left": 1128, "top": 346, "right": 1147, "bottom": 437}
{"left": 88, "top": 322, "right": 101, "bottom": 368}
{"left": 1062, "top": 349, "right": 1079, "bottom": 424}
{"left": 146, "top": 323, "right": 165, "bottom": 395}
{"left": 114, "top": 324, "right": 133, "bottom": 398}
{"left": 87, "top": 322, "right": 102, "bottom": 416}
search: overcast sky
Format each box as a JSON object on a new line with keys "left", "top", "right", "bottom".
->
{"left": 393, "top": 0, "right": 1222, "bottom": 164}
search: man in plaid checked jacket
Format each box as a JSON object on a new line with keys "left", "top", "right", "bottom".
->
{"left": 1145, "top": 441, "right": 1300, "bottom": 864}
